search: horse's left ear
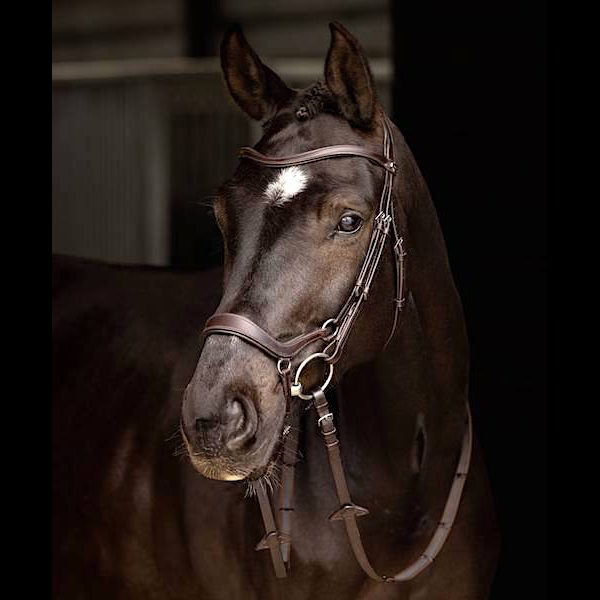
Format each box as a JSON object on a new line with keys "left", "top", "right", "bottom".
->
{"left": 220, "top": 24, "right": 292, "bottom": 122}
{"left": 325, "top": 22, "right": 377, "bottom": 129}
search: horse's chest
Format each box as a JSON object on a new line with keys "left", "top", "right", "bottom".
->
{"left": 291, "top": 503, "right": 351, "bottom": 569}
{"left": 285, "top": 464, "right": 402, "bottom": 576}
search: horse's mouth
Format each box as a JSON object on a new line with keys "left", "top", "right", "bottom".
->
{"left": 182, "top": 431, "right": 286, "bottom": 489}
{"left": 181, "top": 424, "right": 251, "bottom": 481}
{"left": 187, "top": 450, "right": 283, "bottom": 493}
{"left": 181, "top": 408, "right": 291, "bottom": 491}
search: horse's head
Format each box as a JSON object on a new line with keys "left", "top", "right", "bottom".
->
{"left": 181, "top": 23, "right": 407, "bottom": 484}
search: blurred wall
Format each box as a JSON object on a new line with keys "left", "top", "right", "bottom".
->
{"left": 52, "top": 0, "right": 392, "bottom": 268}
{"left": 52, "top": 0, "right": 187, "bottom": 61}
{"left": 199, "top": 0, "right": 390, "bottom": 58}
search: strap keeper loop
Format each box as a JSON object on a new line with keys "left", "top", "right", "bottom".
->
{"left": 385, "top": 161, "right": 398, "bottom": 174}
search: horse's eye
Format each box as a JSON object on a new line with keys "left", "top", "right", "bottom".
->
{"left": 337, "top": 213, "right": 363, "bottom": 234}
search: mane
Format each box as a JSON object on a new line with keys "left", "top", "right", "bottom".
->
{"left": 293, "top": 80, "right": 339, "bottom": 121}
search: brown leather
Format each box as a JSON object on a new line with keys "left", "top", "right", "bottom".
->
{"left": 311, "top": 389, "right": 473, "bottom": 583}
{"left": 277, "top": 422, "right": 299, "bottom": 566}
{"left": 389, "top": 406, "right": 472, "bottom": 582}
{"left": 202, "top": 313, "right": 329, "bottom": 359}
{"left": 255, "top": 486, "right": 288, "bottom": 578}
{"left": 239, "top": 145, "right": 397, "bottom": 173}
{"left": 311, "top": 390, "right": 383, "bottom": 581}
{"left": 255, "top": 365, "right": 299, "bottom": 575}
{"left": 276, "top": 363, "right": 298, "bottom": 567}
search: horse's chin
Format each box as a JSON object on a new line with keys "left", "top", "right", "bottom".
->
{"left": 189, "top": 457, "right": 249, "bottom": 481}
{"left": 206, "top": 471, "right": 246, "bottom": 482}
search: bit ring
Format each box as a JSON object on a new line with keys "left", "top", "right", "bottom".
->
{"left": 292, "top": 352, "right": 334, "bottom": 400}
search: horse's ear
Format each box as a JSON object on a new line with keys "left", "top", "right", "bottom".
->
{"left": 325, "top": 22, "right": 377, "bottom": 129}
{"left": 220, "top": 25, "right": 292, "bottom": 122}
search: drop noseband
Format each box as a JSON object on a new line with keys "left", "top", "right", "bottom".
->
{"left": 200, "top": 118, "right": 472, "bottom": 583}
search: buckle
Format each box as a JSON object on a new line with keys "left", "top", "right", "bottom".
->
{"left": 375, "top": 213, "right": 392, "bottom": 234}
{"left": 317, "top": 412, "right": 334, "bottom": 429}
{"left": 394, "top": 237, "right": 406, "bottom": 257}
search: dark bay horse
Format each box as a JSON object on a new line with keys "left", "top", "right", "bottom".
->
{"left": 52, "top": 23, "right": 499, "bottom": 600}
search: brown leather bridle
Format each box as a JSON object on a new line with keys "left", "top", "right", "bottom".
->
{"left": 200, "top": 117, "right": 472, "bottom": 583}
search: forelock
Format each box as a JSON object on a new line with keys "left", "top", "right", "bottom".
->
{"left": 293, "top": 81, "right": 339, "bottom": 122}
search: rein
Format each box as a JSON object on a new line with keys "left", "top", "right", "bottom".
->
{"left": 200, "top": 118, "right": 472, "bottom": 583}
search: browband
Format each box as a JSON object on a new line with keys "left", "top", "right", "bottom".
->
{"left": 238, "top": 145, "right": 397, "bottom": 174}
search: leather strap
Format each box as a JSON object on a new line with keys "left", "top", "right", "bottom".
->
{"left": 202, "top": 313, "right": 329, "bottom": 359}
{"left": 311, "top": 389, "right": 473, "bottom": 583}
{"left": 255, "top": 486, "right": 288, "bottom": 578}
{"left": 277, "top": 363, "right": 298, "bottom": 567}
{"left": 320, "top": 118, "right": 401, "bottom": 363}
{"left": 255, "top": 366, "right": 297, "bottom": 576}
{"left": 278, "top": 421, "right": 299, "bottom": 566}
{"left": 239, "top": 145, "right": 397, "bottom": 174}
{"left": 311, "top": 390, "right": 380, "bottom": 580}
{"left": 384, "top": 235, "right": 406, "bottom": 350}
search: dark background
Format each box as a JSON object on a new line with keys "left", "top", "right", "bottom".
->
{"left": 392, "top": 3, "right": 547, "bottom": 599}
{"left": 52, "top": 1, "right": 547, "bottom": 597}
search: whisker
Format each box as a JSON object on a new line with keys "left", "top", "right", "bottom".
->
{"left": 191, "top": 195, "right": 219, "bottom": 209}
{"left": 165, "top": 427, "right": 182, "bottom": 443}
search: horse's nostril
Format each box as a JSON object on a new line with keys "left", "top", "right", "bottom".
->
{"left": 225, "top": 396, "right": 257, "bottom": 452}
{"left": 193, "top": 416, "right": 223, "bottom": 457}
{"left": 195, "top": 416, "right": 217, "bottom": 434}
{"left": 225, "top": 399, "right": 245, "bottom": 432}
{"left": 188, "top": 395, "right": 257, "bottom": 456}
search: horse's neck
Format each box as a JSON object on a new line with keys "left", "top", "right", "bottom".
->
{"left": 336, "top": 293, "right": 464, "bottom": 465}
{"left": 393, "top": 125, "right": 469, "bottom": 406}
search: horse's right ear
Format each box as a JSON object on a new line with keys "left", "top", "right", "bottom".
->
{"left": 220, "top": 25, "right": 292, "bottom": 122}
{"left": 325, "top": 22, "right": 377, "bottom": 129}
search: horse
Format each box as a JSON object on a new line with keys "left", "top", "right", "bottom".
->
{"left": 52, "top": 22, "right": 499, "bottom": 600}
